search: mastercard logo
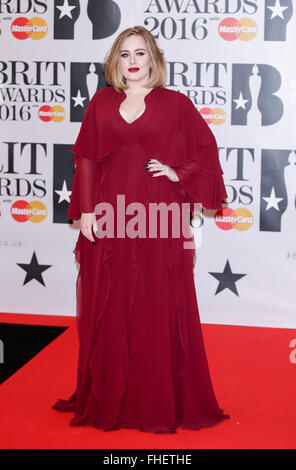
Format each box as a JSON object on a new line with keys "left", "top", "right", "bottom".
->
{"left": 219, "top": 17, "right": 258, "bottom": 41}
{"left": 199, "top": 107, "right": 226, "bottom": 125}
{"left": 214, "top": 207, "right": 253, "bottom": 231}
{"left": 11, "top": 200, "right": 47, "bottom": 223}
{"left": 38, "top": 105, "right": 66, "bottom": 122}
{"left": 11, "top": 17, "right": 48, "bottom": 40}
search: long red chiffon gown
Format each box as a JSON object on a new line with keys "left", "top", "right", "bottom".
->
{"left": 52, "top": 85, "right": 230, "bottom": 433}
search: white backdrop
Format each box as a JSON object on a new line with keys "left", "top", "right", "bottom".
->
{"left": 1, "top": 0, "right": 295, "bottom": 328}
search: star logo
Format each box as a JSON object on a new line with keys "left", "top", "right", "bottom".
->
{"left": 231, "top": 63, "right": 283, "bottom": 126}
{"left": 262, "top": 186, "right": 283, "bottom": 211}
{"left": 17, "top": 252, "right": 52, "bottom": 286}
{"left": 71, "top": 89, "right": 87, "bottom": 108}
{"left": 209, "top": 260, "right": 246, "bottom": 296}
{"left": 55, "top": 180, "right": 72, "bottom": 203}
{"left": 267, "top": 0, "right": 289, "bottom": 20}
{"left": 56, "top": 0, "right": 76, "bottom": 19}
{"left": 233, "top": 91, "right": 249, "bottom": 110}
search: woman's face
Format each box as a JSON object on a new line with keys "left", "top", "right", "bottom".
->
{"left": 119, "top": 34, "right": 152, "bottom": 87}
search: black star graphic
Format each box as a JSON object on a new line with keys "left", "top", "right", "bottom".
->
{"left": 17, "top": 251, "right": 52, "bottom": 286}
{"left": 209, "top": 259, "right": 246, "bottom": 296}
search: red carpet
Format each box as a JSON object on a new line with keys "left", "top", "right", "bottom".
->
{"left": 0, "top": 312, "right": 295, "bottom": 449}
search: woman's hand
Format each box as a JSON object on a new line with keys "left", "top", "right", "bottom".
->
{"left": 145, "top": 158, "right": 179, "bottom": 182}
{"left": 80, "top": 212, "right": 98, "bottom": 243}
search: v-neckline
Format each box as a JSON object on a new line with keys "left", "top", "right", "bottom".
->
{"left": 118, "top": 87, "right": 156, "bottom": 125}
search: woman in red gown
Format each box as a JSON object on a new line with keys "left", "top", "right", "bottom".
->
{"left": 52, "top": 26, "right": 230, "bottom": 433}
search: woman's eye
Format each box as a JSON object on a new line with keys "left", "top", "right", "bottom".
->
{"left": 120, "top": 52, "right": 145, "bottom": 57}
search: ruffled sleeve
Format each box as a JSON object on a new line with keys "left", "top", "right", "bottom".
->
{"left": 137, "top": 89, "right": 227, "bottom": 209}
{"left": 171, "top": 94, "right": 227, "bottom": 209}
{"left": 68, "top": 88, "right": 115, "bottom": 220}
{"left": 68, "top": 154, "right": 100, "bottom": 220}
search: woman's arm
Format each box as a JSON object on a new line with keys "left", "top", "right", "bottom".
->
{"left": 170, "top": 95, "right": 227, "bottom": 209}
{"left": 68, "top": 154, "right": 99, "bottom": 243}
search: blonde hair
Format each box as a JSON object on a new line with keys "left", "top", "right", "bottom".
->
{"left": 104, "top": 26, "right": 166, "bottom": 93}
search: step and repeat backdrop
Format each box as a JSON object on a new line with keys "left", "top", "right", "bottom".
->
{"left": 0, "top": 0, "right": 295, "bottom": 328}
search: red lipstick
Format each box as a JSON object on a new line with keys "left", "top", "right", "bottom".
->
{"left": 128, "top": 67, "right": 139, "bottom": 72}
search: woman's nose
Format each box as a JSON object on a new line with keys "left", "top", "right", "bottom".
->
{"left": 129, "top": 54, "right": 137, "bottom": 64}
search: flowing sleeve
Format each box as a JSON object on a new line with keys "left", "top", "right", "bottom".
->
{"left": 67, "top": 154, "right": 100, "bottom": 220}
{"left": 67, "top": 91, "right": 103, "bottom": 221}
{"left": 171, "top": 95, "right": 227, "bottom": 209}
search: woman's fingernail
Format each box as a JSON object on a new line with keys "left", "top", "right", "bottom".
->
{"left": 144, "top": 164, "right": 148, "bottom": 167}
{"left": 147, "top": 159, "right": 151, "bottom": 161}
{"left": 92, "top": 241, "right": 96, "bottom": 245}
